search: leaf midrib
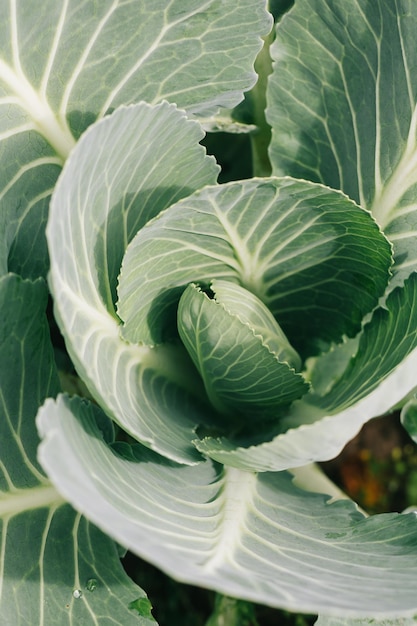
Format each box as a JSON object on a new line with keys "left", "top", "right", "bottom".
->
{"left": 202, "top": 467, "right": 257, "bottom": 574}
{"left": 0, "top": 483, "right": 65, "bottom": 517}
{"left": 0, "top": 58, "right": 75, "bottom": 160}
{"left": 371, "top": 106, "right": 417, "bottom": 229}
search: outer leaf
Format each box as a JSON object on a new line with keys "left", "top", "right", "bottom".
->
{"left": 196, "top": 274, "right": 417, "bottom": 471}
{"left": 47, "top": 102, "right": 219, "bottom": 464}
{"left": 267, "top": 0, "right": 417, "bottom": 286}
{"left": 316, "top": 617, "right": 417, "bottom": 626}
{"left": 0, "top": 0, "right": 270, "bottom": 277}
{"left": 0, "top": 274, "right": 154, "bottom": 625}
{"left": 308, "top": 273, "right": 417, "bottom": 412}
{"left": 37, "top": 394, "right": 417, "bottom": 619}
{"left": 118, "top": 177, "right": 391, "bottom": 358}
{"left": 0, "top": 275, "right": 60, "bottom": 489}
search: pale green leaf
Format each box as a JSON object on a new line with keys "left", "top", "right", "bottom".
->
{"left": 267, "top": 0, "right": 417, "bottom": 286}
{"left": 303, "top": 335, "right": 360, "bottom": 398}
{"left": 195, "top": 274, "right": 417, "bottom": 470}
{"left": 315, "top": 617, "right": 417, "bottom": 626}
{"left": 204, "top": 279, "right": 302, "bottom": 369}
{"left": 0, "top": 274, "right": 154, "bottom": 625}
{"left": 177, "top": 282, "right": 308, "bottom": 424}
{"left": 0, "top": 0, "right": 270, "bottom": 277}
{"left": 117, "top": 175, "right": 391, "bottom": 465}
{"left": 118, "top": 177, "right": 391, "bottom": 358}
{"left": 47, "top": 102, "right": 219, "bottom": 464}
{"left": 308, "top": 273, "right": 417, "bottom": 413}
{"left": 37, "top": 394, "right": 417, "bottom": 618}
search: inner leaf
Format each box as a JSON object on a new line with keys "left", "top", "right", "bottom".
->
{"left": 117, "top": 177, "right": 392, "bottom": 358}
{"left": 177, "top": 282, "right": 308, "bottom": 429}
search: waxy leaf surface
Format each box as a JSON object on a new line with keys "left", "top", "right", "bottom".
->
{"left": 118, "top": 177, "right": 391, "bottom": 358}
{"left": 197, "top": 274, "right": 417, "bottom": 470}
{"left": 37, "top": 394, "right": 417, "bottom": 619}
{"left": 0, "top": 274, "right": 154, "bottom": 625}
{"left": 47, "top": 102, "right": 219, "bottom": 465}
{"left": 177, "top": 282, "right": 308, "bottom": 420}
{"left": 267, "top": 0, "right": 417, "bottom": 286}
{"left": 0, "top": 0, "right": 270, "bottom": 277}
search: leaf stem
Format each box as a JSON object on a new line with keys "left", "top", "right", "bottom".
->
{"left": 248, "top": 26, "right": 275, "bottom": 177}
{"left": 205, "top": 594, "right": 259, "bottom": 626}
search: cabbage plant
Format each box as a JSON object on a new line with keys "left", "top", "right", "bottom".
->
{"left": 3, "top": 0, "right": 417, "bottom": 624}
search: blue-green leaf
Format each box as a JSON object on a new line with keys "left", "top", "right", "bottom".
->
{"left": 37, "top": 395, "right": 417, "bottom": 619}
{"left": 0, "top": 274, "right": 154, "bottom": 625}
{"left": 267, "top": 0, "right": 417, "bottom": 286}
{"left": 195, "top": 274, "right": 417, "bottom": 471}
{"left": 0, "top": 0, "right": 270, "bottom": 278}
{"left": 118, "top": 177, "right": 391, "bottom": 358}
{"left": 308, "top": 273, "right": 417, "bottom": 413}
{"left": 177, "top": 282, "right": 308, "bottom": 423}
{"left": 47, "top": 102, "right": 218, "bottom": 464}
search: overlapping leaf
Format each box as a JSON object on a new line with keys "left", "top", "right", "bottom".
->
{"left": 309, "top": 273, "right": 417, "bottom": 413}
{"left": 118, "top": 177, "right": 391, "bottom": 358}
{"left": 177, "top": 282, "right": 308, "bottom": 422}
{"left": 0, "top": 274, "right": 154, "bottom": 625}
{"left": 315, "top": 617, "right": 417, "bottom": 626}
{"left": 37, "top": 394, "right": 417, "bottom": 619}
{"left": 47, "top": 102, "right": 219, "bottom": 465}
{"left": 195, "top": 274, "right": 417, "bottom": 471}
{"left": 50, "top": 100, "right": 394, "bottom": 464}
{"left": 0, "top": 0, "right": 270, "bottom": 278}
{"left": 267, "top": 0, "right": 417, "bottom": 286}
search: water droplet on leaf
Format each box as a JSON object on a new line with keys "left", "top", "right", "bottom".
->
{"left": 86, "top": 578, "right": 98, "bottom": 592}
{"left": 73, "top": 589, "right": 83, "bottom": 599}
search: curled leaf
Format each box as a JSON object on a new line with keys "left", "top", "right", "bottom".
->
{"left": 178, "top": 282, "right": 308, "bottom": 426}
